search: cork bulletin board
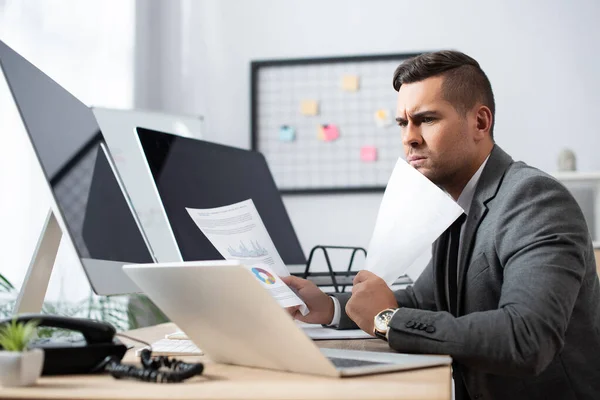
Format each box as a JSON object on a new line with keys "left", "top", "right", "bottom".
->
{"left": 251, "top": 53, "right": 421, "bottom": 194}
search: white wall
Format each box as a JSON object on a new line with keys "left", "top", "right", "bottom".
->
{"left": 136, "top": 0, "right": 600, "bottom": 257}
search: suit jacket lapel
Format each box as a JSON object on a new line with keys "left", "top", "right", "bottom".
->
{"left": 456, "top": 145, "right": 513, "bottom": 314}
{"left": 433, "top": 231, "right": 451, "bottom": 312}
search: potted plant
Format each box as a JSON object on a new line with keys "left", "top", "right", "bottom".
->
{"left": 0, "top": 319, "right": 44, "bottom": 387}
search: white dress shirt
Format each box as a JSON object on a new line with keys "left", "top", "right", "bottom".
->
{"left": 327, "top": 155, "right": 490, "bottom": 327}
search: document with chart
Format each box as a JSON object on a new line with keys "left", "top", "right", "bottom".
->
{"left": 186, "top": 199, "right": 308, "bottom": 315}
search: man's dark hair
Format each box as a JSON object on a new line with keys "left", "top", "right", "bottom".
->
{"left": 393, "top": 50, "right": 495, "bottom": 138}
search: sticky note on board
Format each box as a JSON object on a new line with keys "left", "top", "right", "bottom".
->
{"left": 301, "top": 100, "right": 319, "bottom": 116}
{"left": 317, "top": 125, "right": 326, "bottom": 141}
{"left": 317, "top": 124, "right": 340, "bottom": 142}
{"left": 360, "top": 146, "right": 378, "bottom": 162}
{"left": 374, "top": 109, "right": 393, "bottom": 128}
{"left": 279, "top": 125, "right": 296, "bottom": 142}
{"left": 342, "top": 75, "right": 360, "bottom": 92}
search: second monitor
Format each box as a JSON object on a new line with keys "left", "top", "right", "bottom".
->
{"left": 136, "top": 127, "right": 306, "bottom": 265}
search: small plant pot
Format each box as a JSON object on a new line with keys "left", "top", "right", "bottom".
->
{"left": 0, "top": 348, "right": 44, "bottom": 387}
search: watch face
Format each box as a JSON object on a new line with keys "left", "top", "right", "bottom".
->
{"left": 375, "top": 310, "right": 394, "bottom": 331}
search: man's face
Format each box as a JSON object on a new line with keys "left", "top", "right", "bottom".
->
{"left": 396, "top": 76, "right": 479, "bottom": 188}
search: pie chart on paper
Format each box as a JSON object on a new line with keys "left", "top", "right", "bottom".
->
{"left": 251, "top": 267, "right": 276, "bottom": 285}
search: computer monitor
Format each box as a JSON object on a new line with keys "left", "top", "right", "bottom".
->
{"left": 91, "top": 107, "right": 206, "bottom": 263}
{"left": 136, "top": 127, "right": 307, "bottom": 265}
{"left": 0, "top": 39, "right": 153, "bottom": 297}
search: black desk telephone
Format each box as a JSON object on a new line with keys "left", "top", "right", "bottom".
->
{"left": 0, "top": 314, "right": 204, "bottom": 382}
{"left": 0, "top": 314, "right": 127, "bottom": 375}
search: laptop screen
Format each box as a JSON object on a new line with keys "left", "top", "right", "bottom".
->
{"left": 136, "top": 127, "right": 306, "bottom": 265}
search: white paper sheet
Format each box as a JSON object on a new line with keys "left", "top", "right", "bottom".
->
{"left": 296, "top": 322, "right": 376, "bottom": 340}
{"left": 366, "top": 158, "right": 464, "bottom": 285}
{"left": 404, "top": 249, "right": 433, "bottom": 282}
{"left": 186, "top": 199, "right": 308, "bottom": 315}
{"left": 165, "top": 324, "right": 376, "bottom": 342}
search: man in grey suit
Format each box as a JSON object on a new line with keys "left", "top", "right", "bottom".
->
{"left": 283, "top": 51, "right": 600, "bottom": 399}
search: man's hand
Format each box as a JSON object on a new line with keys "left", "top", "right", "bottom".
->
{"left": 281, "top": 276, "right": 334, "bottom": 325}
{"left": 346, "top": 270, "right": 398, "bottom": 335}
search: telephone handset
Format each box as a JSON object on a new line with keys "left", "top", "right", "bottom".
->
{"left": 0, "top": 314, "right": 127, "bottom": 375}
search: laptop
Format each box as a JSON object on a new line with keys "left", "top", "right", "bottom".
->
{"left": 123, "top": 260, "right": 451, "bottom": 377}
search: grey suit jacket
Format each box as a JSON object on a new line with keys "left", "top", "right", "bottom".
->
{"left": 334, "top": 145, "right": 600, "bottom": 400}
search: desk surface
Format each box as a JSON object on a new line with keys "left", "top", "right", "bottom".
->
{"left": 0, "top": 323, "right": 451, "bottom": 400}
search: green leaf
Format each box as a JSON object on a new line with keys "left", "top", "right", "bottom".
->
{"left": 0, "top": 319, "right": 39, "bottom": 352}
{"left": 0, "top": 273, "right": 14, "bottom": 292}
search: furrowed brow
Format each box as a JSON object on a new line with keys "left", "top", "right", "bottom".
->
{"left": 411, "top": 110, "right": 440, "bottom": 119}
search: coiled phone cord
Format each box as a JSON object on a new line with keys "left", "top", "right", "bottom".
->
{"left": 94, "top": 333, "right": 204, "bottom": 383}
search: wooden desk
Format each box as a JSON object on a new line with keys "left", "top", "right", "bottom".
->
{"left": 0, "top": 323, "right": 451, "bottom": 400}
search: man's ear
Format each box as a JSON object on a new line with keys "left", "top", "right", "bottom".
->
{"left": 474, "top": 105, "right": 493, "bottom": 140}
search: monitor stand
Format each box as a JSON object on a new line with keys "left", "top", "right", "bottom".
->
{"left": 13, "top": 210, "right": 62, "bottom": 314}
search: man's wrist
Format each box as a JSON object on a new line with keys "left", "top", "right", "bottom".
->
{"left": 374, "top": 307, "right": 400, "bottom": 341}
{"left": 385, "top": 308, "right": 400, "bottom": 340}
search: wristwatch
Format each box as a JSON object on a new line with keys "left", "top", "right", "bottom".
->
{"left": 373, "top": 308, "right": 397, "bottom": 341}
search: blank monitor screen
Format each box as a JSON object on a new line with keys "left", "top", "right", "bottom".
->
{"left": 0, "top": 39, "right": 152, "bottom": 294}
{"left": 137, "top": 127, "right": 306, "bottom": 265}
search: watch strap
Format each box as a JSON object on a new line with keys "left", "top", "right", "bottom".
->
{"left": 374, "top": 329, "right": 388, "bottom": 341}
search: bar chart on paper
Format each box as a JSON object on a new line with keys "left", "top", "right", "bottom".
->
{"left": 227, "top": 241, "right": 269, "bottom": 258}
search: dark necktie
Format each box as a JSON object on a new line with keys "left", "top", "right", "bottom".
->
{"left": 447, "top": 213, "right": 467, "bottom": 316}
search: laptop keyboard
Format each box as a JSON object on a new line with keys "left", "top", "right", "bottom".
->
{"left": 327, "top": 356, "right": 390, "bottom": 369}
